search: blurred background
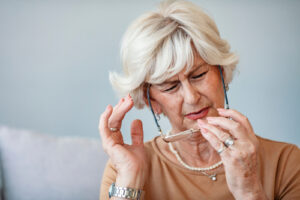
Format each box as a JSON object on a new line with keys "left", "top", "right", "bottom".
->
{"left": 0, "top": 0, "right": 299, "bottom": 145}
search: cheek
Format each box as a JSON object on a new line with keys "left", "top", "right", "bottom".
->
{"left": 201, "top": 75, "right": 224, "bottom": 107}
{"left": 160, "top": 96, "right": 183, "bottom": 118}
{"left": 211, "top": 81, "right": 225, "bottom": 107}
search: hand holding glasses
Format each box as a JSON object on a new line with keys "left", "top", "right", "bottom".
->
{"left": 146, "top": 65, "right": 229, "bottom": 143}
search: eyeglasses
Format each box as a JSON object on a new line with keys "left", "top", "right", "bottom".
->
{"left": 146, "top": 65, "right": 229, "bottom": 143}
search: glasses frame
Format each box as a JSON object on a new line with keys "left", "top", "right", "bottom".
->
{"left": 146, "top": 65, "right": 229, "bottom": 143}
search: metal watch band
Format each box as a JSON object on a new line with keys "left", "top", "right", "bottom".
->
{"left": 109, "top": 182, "right": 143, "bottom": 200}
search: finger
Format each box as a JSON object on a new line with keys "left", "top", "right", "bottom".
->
{"left": 217, "top": 108, "right": 254, "bottom": 132}
{"left": 206, "top": 117, "right": 249, "bottom": 140}
{"left": 109, "top": 94, "right": 134, "bottom": 129}
{"left": 200, "top": 127, "right": 229, "bottom": 157}
{"left": 99, "top": 105, "right": 113, "bottom": 139}
{"left": 114, "top": 97, "right": 125, "bottom": 110}
{"left": 130, "top": 119, "right": 144, "bottom": 146}
{"left": 108, "top": 97, "right": 125, "bottom": 129}
{"left": 198, "top": 119, "right": 232, "bottom": 141}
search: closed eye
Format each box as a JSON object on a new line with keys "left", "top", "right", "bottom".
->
{"left": 163, "top": 83, "right": 178, "bottom": 92}
{"left": 191, "top": 71, "right": 207, "bottom": 79}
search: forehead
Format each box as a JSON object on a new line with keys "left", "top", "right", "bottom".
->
{"left": 185, "top": 54, "right": 206, "bottom": 73}
{"left": 146, "top": 43, "right": 207, "bottom": 85}
{"left": 166, "top": 55, "right": 207, "bottom": 80}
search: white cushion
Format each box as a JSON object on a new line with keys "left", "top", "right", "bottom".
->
{"left": 0, "top": 126, "right": 108, "bottom": 200}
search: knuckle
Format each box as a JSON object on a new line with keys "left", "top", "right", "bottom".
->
{"left": 220, "top": 133, "right": 228, "bottom": 141}
{"left": 229, "top": 152, "right": 239, "bottom": 163}
{"left": 98, "top": 121, "right": 104, "bottom": 132}
{"left": 248, "top": 143, "right": 257, "bottom": 154}
{"left": 242, "top": 115, "right": 249, "bottom": 122}
{"left": 239, "top": 151, "right": 248, "bottom": 160}
{"left": 100, "top": 113, "right": 106, "bottom": 121}
{"left": 231, "top": 109, "right": 238, "bottom": 114}
{"left": 231, "top": 150, "right": 247, "bottom": 161}
{"left": 101, "top": 139, "right": 112, "bottom": 153}
{"left": 233, "top": 122, "right": 240, "bottom": 131}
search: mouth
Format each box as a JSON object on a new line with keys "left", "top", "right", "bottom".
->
{"left": 185, "top": 107, "right": 209, "bottom": 120}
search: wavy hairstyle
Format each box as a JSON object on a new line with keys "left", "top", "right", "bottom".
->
{"left": 109, "top": 0, "right": 239, "bottom": 109}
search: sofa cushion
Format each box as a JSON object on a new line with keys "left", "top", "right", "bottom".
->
{"left": 0, "top": 126, "right": 108, "bottom": 200}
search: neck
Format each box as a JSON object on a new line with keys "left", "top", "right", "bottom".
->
{"left": 173, "top": 138, "right": 221, "bottom": 168}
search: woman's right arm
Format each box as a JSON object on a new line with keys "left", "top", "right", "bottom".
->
{"left": 98, "top": 95, "right": 149, "bottom": 200}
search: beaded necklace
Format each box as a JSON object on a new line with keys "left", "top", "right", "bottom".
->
{"left": 168, "top": 142, "right": 223, "bottom": 181}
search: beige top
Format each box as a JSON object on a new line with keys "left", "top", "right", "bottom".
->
{"left": 100, "top": 136, "right": 300, "bottom": 200}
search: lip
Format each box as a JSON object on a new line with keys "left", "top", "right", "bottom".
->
{"left": 185, "top": 107, "right": 209, "bottom": 120}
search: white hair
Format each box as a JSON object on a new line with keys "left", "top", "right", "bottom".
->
{"left": 109, "top": 0, "right": 239, "bottom": 109}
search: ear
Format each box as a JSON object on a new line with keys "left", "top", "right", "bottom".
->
{"left": 144, "top": 98, "right": 163, "bottom": 114}
{"left": 142, "top": 85, "right": 163, "bottom": 114}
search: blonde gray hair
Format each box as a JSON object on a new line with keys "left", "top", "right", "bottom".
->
{"left": 109, "top": 0, "right": 239, "bottom": 109}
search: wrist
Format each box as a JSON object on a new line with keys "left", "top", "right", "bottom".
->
{"left": 245, "top": 192, "right": 268, "bottom": 200}
{"left": 116, "top": 172, "right": 146, "bottom": 189}
{"left": 109, "top": 182, "right": 144, "bottom": 200}
{"left": 116, "top": 177, "right": 145, "bottom": 189}
{"left": 234, "top": 188, "right": 268, "bottom": 200}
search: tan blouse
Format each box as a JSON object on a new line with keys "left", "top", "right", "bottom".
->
{"left": 100, "top": 136, "right": 300, "bottom": 200}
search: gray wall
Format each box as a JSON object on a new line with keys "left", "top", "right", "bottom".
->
{"left": 0, "top": 0, "right": 299, "bottom": 146}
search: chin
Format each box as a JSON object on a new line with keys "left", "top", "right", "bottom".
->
{"left": 183, "top": 130, "right": 206, "bottom": 142}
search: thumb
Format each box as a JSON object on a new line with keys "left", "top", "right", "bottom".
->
{"left": 130, "top": 119, "right": 144, "bottom": 146}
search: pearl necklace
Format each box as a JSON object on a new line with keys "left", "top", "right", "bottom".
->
{"left": 168, "top": 142, "right": 223, "bottom": 181}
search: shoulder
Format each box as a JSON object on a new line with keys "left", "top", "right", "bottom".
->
{"left": 257, "top": 136, "right": 299, "bottom": 158}
{"left": 144, "top": 137, "right": 158, "bottom": 153}
{"left": 143, "top": 136, "right": 162, "bottom": 162}
{"left": 257, "top": 136, "right": 300, "bottom": 199}
{"left": 257, "top": 135, "right": 300, "bottom": 169}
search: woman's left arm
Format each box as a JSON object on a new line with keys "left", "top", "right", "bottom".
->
{"left": 198, "top": 108, "right": 268, "bottom": 200}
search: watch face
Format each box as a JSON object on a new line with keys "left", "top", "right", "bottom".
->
{"left": 108, "top": 183, "right": 115, "bottom": 198}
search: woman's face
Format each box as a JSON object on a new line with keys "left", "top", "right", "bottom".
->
{"left": 149, "top": 55, "right": 225, "bottom": 138}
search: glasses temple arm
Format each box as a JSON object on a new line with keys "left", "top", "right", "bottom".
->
{"left": 218, "top": 65, "right": 230, "bottom": 109}
{"left": 147, "top": 85, "right": 162, "bottom": 134}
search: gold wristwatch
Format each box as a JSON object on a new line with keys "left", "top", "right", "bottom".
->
{"left": 108, "top": 183, "right": 144, "bottom": 200}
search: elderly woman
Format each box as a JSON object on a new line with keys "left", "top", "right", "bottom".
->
{"left": 99, "top": 0, "right": 300, "bottom": 199}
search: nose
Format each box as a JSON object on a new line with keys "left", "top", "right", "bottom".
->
{"left": 181, "top": 81, "right": 201, "bottom": 105}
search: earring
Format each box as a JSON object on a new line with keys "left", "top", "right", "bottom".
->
{"left": 155, "top": 113, "right": 161, "bottom": 121}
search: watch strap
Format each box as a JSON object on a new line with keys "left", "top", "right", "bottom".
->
{"left": 109, "top": 182, "right": 144, "bottom": 200}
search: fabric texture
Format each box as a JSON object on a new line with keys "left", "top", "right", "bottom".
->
{"left": 100, "top": 136, "right": 300, "bottom": 200}
{"left": 0, "top": 126, "right": 108, "bottom": 200}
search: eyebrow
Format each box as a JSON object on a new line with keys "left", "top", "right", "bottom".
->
{"left": 186, "top": 63, "right": 206, "bottom": 75}
{"left": 157, "top": 63, "right": 206, "bottom": 86}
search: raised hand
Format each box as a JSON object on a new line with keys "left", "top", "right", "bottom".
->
{"left": 99, "top": 94, "right": 149, "bottom": 189}
{"left": 198, "top": 108, "right": 268, "bottom": 200}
